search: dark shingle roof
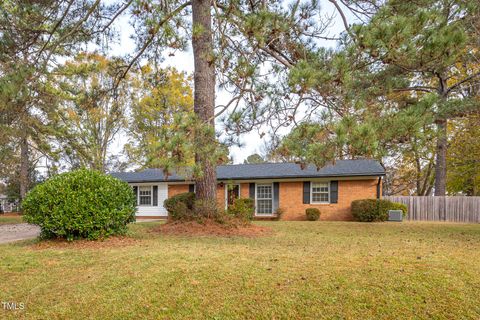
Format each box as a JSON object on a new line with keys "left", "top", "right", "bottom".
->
{"left": 111, "top": 159, "right": 385, "bottom": 183}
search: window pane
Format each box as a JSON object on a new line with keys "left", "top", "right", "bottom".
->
{"left": 312, "top": 182, "right": 329, "bottom": 193}
{"left": 139, "top": 196, "right": 151, "bottom": 205}
{"left": 311, "top": 182, "right": 329, "bottom": 203}
{"left": 256, "top": 184, "right": 273, "bottom": 214}
{"left": 139, "top": 186, "right": 151, "bottom": 196}
{"left": 257, "top": 199, "right": 272, "bottom": 214}
{"left": 312, "top": 192, "right": 329, "bottom": 202}
{"left": 139, "top": 186, "right": 152, "bottom": 205}
{"left": 257, "top": 185, "right": 272, "bottom": 199}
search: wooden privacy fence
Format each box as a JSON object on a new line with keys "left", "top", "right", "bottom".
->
{"left": 384, "top": 196, "right": 480, "bottom": 223}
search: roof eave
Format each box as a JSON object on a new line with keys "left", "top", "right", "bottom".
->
{"left": 217, "top": 172, "right": 386, "bottom": 181}
{"left": 119, "top": 172, "right": 385, "bottom": 183}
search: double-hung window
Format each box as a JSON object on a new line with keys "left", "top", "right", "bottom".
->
{"left": 311, "top": 182, "right": 329, "bottom": 203}
{"left": 139, "top": 186, "right": 152, "bottom": 206}
{"left": 256, "top": 184, "right": 273, "bottom": 215}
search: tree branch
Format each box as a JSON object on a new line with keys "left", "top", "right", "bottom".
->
{"left": 43, "top": 0, "right": 101, "bottom": 67}
{"left": 101, "top": 0, "right": 135, "bottom": 33}
{"left": 446, "top": 70, "right": 480, "bottom": 95}
{"left": 116, "top": 1, "right": 192, "bottom": 85}
{"left": 260, "top": 47, "right": 294, "bottom": 68}
{"left": 215, "top": 96, "right": 242, "bottom": 118}
{"left": 393, "top": 86, "right": 436, "bottom": 93}
{"left": 328, "top": 0, "right": 350, "bottom": 33}
{"left": 35, "top": 0, "right": 75, "bottom": 63}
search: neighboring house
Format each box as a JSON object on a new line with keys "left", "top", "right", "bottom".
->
{"left": 0, "top": 194, "right": 19, "bottom": 213}
{"left": 111, "top": 159, "right": 385, "bottom": 221}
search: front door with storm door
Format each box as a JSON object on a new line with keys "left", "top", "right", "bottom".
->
{"left": 226, "top": 184, "right": 240, "bottom": 208}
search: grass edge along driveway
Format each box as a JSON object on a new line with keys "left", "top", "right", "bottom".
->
{"left": 0, "top": 214, "right": 23, "bottom": 225}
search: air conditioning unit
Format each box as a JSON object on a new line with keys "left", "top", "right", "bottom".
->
{"left": 388, "top": 210, "right": 403, "bottom": 222}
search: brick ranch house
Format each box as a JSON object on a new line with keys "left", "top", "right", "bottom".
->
{"left": 111, "top": 159, "right": 385, "bottom": 221}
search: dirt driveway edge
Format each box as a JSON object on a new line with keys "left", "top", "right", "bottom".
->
{"left": 0, "top": 223, "right": 40, "bottom": 244}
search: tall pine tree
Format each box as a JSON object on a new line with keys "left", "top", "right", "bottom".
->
{"left": 0, "top": 0, "right": 119, "bottom": 199}
{"left": 127, "top": 0, "right": 333, "bottom": 213}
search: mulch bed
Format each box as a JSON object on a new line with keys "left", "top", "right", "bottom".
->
{"left": 152, "top": 220, "right": 272, "bottom": 237}
{"left": 30, "top": 236, "right": 140, "bottom": 250}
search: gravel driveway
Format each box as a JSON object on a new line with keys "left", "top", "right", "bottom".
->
{"left": 0, "top": 223, "right": 40, "bottom": 244}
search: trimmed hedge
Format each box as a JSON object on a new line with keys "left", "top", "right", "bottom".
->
{"left": 22, "top": 169, "right": 136, "bottom": 240}
{"left": 306, "top": 208, "right": 321, "bottom": 221}
{"left": 351, "top": 199, "right": 407, "bottom": 222}
{"left": 227, "top": 198, "right": 255, "bottom": 222}
{"left": 163, "top": 192, "right": 195, "bottom": 221}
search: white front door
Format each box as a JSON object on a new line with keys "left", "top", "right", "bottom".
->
{"left": 157, "top": 184, "right": 168, "bottom": 215}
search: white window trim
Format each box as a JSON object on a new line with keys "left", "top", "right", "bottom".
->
{"left": 255, "top": 183, "right": 274, "bottom": 216}
{"left": 138, "top": 185, "right": 154, "bottom": 207}
{"left": 224, "top": 183, "right": 241, "bottom": 209}
{"left": 310, "top": 181, "right": 330, "bottom": 204}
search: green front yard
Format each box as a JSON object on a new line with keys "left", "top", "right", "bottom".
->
{"left": 0, "top": 214, "right": 23, "bottom": 225}
{"left": 1, "top": 221, "right": 480, "bottom": 319}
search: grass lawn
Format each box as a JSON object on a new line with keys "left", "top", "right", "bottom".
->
{"left": 1, "top": 221, "right": 480, "bottom": 319}
{"left": 0, "top": 214, "right": 23, "bottom": 225}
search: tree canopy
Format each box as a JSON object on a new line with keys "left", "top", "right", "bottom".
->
{"left": 244, "top": 154, "right": 265, "bottom": 164}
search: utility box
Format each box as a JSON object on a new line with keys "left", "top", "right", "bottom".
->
{"left": 388, "top": 210, "right": 403, "bottom": 222}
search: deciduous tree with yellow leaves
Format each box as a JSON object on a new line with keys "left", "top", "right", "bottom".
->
{"left": 54, "top": 53, "right": 131, "bottom": 172}
{"left": 125, "top": 67, "right": 194, "bottom": 172}
{"left": 125, "top": 66, "right": 229, "bottom": 177}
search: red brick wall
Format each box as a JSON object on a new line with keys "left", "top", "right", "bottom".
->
{"left": 279, "top": 180, "right": 378, "bottom": 220}
{"left": 240, "top": 183, "right": 250, "bottom": 198}
{"left": 168, "top": 184, "right": 189, "bottom": 198}
{"left": 168, "top": 183, "right": 226, "bottom": 208}
{"left": 167, "top": 179, "right": 379, "bottom": 221}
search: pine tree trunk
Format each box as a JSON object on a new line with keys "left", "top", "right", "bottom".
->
{"left": 19, "top": 135, "right": 29, "bottom": 201}
{"left": 192, "top": 0, "right": 217, "bottom": 203}
{"left": 434, "top": 75, "right": 448, "bottom": 197}
{"left": 434, "top": 119, "right": 447, "bottom": 196}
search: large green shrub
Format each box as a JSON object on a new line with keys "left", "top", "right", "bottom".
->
{"left": 306, "top": 208, "right": 321, "bottom": 221}
{"left": 22, "top": 169, "right": 136, "bottom": 240}
{"left": 352, "top": 199, "right": 408, "bottom": 222}
{"left": 227, "top": 198, "right": 255, "bottom": 222}
{"left": 164, "top": 192, "right": 195, "bottom": 221}
{"left": 351, "top": 199, "right": 381, "bottom": 221}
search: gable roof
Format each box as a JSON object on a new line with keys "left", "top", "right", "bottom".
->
{"left": 111, "top": 159, "right": 385, "bottom": 183}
